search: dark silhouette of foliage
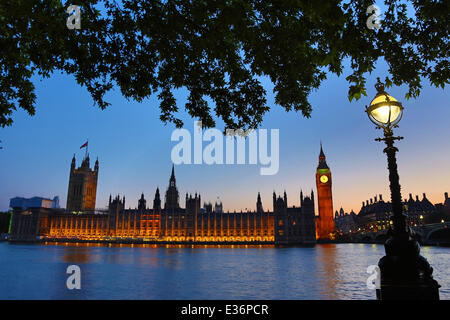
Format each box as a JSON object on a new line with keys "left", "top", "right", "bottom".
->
{"left": 0, "top": 0, "right": 448, "bottom": 130}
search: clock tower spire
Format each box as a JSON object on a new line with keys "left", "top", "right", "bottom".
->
{"left": 315, "top": 143, "right": 335, "bottom": 240}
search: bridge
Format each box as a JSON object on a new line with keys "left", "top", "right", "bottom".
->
{"left": 351, "top": 222, "right": 450, "bottom": 246}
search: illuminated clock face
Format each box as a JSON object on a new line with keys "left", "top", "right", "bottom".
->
{"left": 320, "top": 175, "right": 329, "bottom": 183}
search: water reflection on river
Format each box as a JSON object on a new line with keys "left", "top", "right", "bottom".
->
{"left": 0, "top": 242, "right": 448, "bottom": 299}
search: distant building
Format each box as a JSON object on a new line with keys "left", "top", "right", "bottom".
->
{"left": 354, "top": 192, "right": 439, "bottom": 232}
{"left": 403, "top": 193, "right": 435, "bottom": 226}
{"left": 9, "top": 196, "right": 60, "bottom": 210}
{"left": 435, "top": 192, "right": 450, "bottom": 212}
{"left": 356, "top": 194, "right": 390, "bottom": 232}
{"left": 8, "top": 197, "right": 62, "bottom": 241}
{"left": 334, "top": 208, "right": 357, "bottom": 234}
{"left": 430, "top": 192, "right": 450, "bottom": 223}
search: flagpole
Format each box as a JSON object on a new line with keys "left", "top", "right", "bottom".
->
{"left": 86, "top": 138, "right": 88, "bottom": 159}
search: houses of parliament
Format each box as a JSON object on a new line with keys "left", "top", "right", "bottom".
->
{"left": 9, "top": 147, "right": 336, "bottom": 244}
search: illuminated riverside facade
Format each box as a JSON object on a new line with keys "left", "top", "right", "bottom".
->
{"left": 9, "top": 158, "right": 316, "bottom": 245}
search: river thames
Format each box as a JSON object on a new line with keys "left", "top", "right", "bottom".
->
{"left": 0, "top": 242, "right": 448, "bottom": 300}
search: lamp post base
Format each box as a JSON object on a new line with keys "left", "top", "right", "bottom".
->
{"left": 376, "top": 281, "right": 440, "bottom": 300}
{"left": 377, "top": 233, "right": 440, "bottom": 300}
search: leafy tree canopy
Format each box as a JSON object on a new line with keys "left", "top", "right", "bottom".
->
{"left": 0, "top": 0, "right": 448, "bottom": 130}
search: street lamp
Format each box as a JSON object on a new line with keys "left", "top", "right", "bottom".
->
{"left": 365, "top": 78, "right": 440, "bottom": 300}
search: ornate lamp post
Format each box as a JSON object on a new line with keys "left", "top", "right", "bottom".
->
{"left": 365, "top": 78, "right": 440, "bottom": 300}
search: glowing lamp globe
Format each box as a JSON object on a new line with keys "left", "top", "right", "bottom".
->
{"left": 366, "top": 78, "right": 403, "bottom": 130}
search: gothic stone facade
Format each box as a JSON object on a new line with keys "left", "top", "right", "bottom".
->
{"left": 10, "top": 162, "right": 316, "bottom": 245}
{"left": 315, "top": 145, "right": 336, "bottom": 239}
{"left": 66, "top": 154, "right": 98, "bottom": 211}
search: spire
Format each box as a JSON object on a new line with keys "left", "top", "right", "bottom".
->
{"left": 168, "top": 164, "right": 177, "bottom": 188}
{"left": 318, "top": 143, "right": 329, "bottom": 169}
{"left": 257, "top": 192, "right": 263, "bottom": 213}
{"left": 165, "top": 165, "right": 179, "bottom": 209}
{"left": 153, "top": 187, "right": 161, "bottom": 210}
{"left": 320, "top": 141, "right": 325, "bottom": 158}
{"left": 71, "top": 154, "right": 76, "bottom": 170}
{"left": 273, "top": 191, "right": 276, "bottom": 211}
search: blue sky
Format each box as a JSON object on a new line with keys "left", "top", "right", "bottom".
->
{"left": 1, "top": 53, "right": 449, "bottom": 214}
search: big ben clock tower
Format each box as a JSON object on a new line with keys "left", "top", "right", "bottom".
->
{"left": 315, "top": 143, "right": 335, "bottom": 240}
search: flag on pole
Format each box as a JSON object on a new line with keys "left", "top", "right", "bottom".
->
{"left": 80, "top": 141, "right": 88, "bottom": 149}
